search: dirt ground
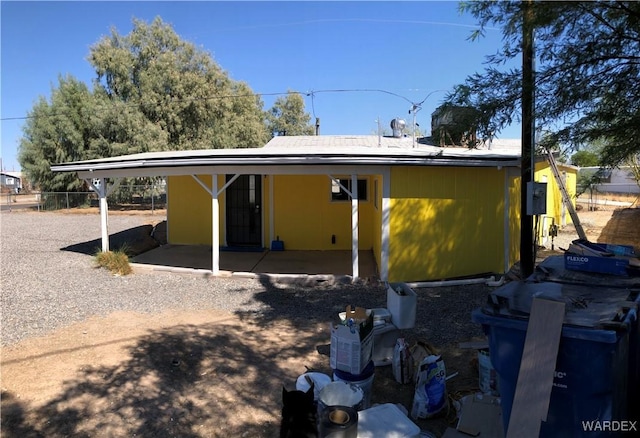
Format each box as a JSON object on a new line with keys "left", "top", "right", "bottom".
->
{"left": 2, "top": 206, "right": 639, "bottom": 438}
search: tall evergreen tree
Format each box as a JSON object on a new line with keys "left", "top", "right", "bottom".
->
{"left": 266, "top": 92, "right": 315, "bottom": 136}
{"left": 88, "top": 17, "right": 269, "bottom": 150}
{"left": 19, "top": 76, "right": 95, "bottom": 192}
{"left": 19, "top": 17, "right": 270, "bottom": 190}
{"left": 448, "top": 1, "right": 640, "bottom": 168}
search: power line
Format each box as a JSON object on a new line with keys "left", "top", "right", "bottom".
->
{"left": 1, "top": 87, "right": 440, "bottom": 122}
{"left": 207, "top": 18, "right": 495, "bottom": 33}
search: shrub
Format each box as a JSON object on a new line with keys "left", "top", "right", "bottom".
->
{"left": 95, "top": 245, "right": 133, "bottom": 276}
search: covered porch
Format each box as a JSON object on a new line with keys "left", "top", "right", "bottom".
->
{"left": 131, "top": 246, "right": 378, "bottom": 280}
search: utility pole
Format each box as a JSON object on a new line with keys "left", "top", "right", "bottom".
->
{"left": 520, "top": 0, "right": 535, "bottom": 278}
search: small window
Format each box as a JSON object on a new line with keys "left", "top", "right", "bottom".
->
{"left": 331, "top": 178, "right": 367, "bottom": 201}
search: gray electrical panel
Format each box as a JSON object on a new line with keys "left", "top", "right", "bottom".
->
{"left": 526, "top": 181, "right": 547, "bottom": 215}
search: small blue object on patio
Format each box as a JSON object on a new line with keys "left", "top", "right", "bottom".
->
{"left": 270, "top": 237, "right": 284, "bottom": 251}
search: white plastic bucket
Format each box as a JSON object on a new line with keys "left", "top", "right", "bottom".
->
{"left": 318, "top": 381, "right": 364, "bottom": 413}
{"left": 332, "top": 360, "right": 375, "bottom": 409}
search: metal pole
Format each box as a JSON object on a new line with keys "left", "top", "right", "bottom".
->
{"left": 412, "top": 105, "right": 417, "bottom": 148}
{"left": 520, "top": 0, "right": 535, "bottom": 278}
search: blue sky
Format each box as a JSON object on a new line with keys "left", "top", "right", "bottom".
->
{"left": 1, "top": 1, "right": 519, "bottom": 172}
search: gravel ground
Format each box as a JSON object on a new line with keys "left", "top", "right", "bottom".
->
{"left": 1, "top": 210, "right": 492, "bottom": 349}
{"left": 1, "top": 210, "right": 495, "bottom": 436}
{"left": 0, "top": 211, "right": 267, "bottom": 346}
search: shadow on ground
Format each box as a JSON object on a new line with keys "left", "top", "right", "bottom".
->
{"left": 61, "top": 222, "right": 166, "bottom": 257}
{"left": 1, "top": 316, "right": 328, "bottom": 437}
{"left": 233, "top": 277, "right": 489, "bottom": 435}
{"left": 597, "top": 208, "right": 640, "bottom": 249}
{"left": 1, "top": 277, "right": 489, "bottom": 437}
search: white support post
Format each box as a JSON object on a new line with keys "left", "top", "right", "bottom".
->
{"left": 192, "top": 174, "right": 223, "bottom": 275}
{"left": 212, "top": 174, "right": 220, "bottom": 275}
{"left": 351, "top": 174, "right": 359, "bottom": 280}
{"left": 99, "top": 178, "right": 109, "bottom": 252}
{"left": 269, "top": 175, "right": 274, "bottom": 244}
{"left": 380, "top": 169, "right": 391, "bottom": 281}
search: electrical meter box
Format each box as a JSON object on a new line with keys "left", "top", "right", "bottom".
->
{"left": 526, "top": 181, "right": 547, "bottom": 215}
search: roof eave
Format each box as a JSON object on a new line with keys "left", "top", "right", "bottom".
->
{"left": 51, "top": 155, "right": 520, "bottom": 174}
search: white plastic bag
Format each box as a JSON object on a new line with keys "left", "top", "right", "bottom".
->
{"left": 392, "top": 338, "right": 413, "bottom": 384}
{"left": 410, "top": 354, "right": 447, "bottom": 419}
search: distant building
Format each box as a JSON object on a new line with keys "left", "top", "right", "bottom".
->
{"left": 579, "top": 166, "right": 639, "bottom": 195}
{"left": 0, "top": 171, "right": 22, "bottom": 193}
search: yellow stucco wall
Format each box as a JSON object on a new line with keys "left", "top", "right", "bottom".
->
{"left": 166, "top": 166, "right": 562, "bottom": 282}
{"left": 167, "top": 174, "right": 376, "bottom": 251}
{"left": 167, "top": 175, "right": 225, "bottom": 245}
{"left": 387, "top": 166, "right": 508, "bottom": 282}
{"left": 535, "top": 161, "right": 577, "bottom": 229}
{"left": 272, "top": 175, "right": 375, "bottom": 250}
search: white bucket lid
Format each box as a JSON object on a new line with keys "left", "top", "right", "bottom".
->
{"left": 296, "top": 372, "right": 331, "bottom": 399}
{"left": 318, "top": 381, "right": 364, "bottom": 407}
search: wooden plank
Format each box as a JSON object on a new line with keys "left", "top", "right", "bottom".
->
{"left": 506, "top": 297, "right": 566, "bottom": 438}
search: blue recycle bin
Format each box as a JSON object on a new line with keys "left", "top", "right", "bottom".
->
{"left": 531, "top": 256, "right": 640, "bottom": 419}
{"left": 472, "top": 281, "right": 638, "bottom": 437}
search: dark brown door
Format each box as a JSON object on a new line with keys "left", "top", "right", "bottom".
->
{"left": 225, "top": 175, "right": 262, "bottom": 246}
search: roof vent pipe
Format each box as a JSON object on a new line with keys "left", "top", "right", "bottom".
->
{"left": 390, "top": 118, "right": 406, "bottom": 138}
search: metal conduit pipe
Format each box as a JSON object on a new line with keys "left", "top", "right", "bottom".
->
{"left": 406, "top": 275, "right": 506, "bottom": 289}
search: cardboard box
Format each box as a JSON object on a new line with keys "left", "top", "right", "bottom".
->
{"left": 564, "top": 253, "right": 630, "bottom": 276}
{"left": 330, "top": 309, "right": 374, "bottom": 375}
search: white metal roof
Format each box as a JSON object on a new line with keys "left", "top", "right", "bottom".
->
{"left": 50, "top": 135, "right": 522, "bottom": 178}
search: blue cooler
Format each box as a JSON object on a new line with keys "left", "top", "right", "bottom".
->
{"left": 473, "top": 281, "right": 637, "bottom": 437}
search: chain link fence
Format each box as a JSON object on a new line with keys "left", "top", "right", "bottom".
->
{"left": 36, "top": 184, "right": 167, "bottom": 212}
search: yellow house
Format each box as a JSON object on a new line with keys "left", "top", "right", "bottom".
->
{"left": 51, "top": 135, "right": 577, "bottom": 282}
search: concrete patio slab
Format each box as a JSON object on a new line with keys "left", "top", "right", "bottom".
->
{"left": 131, "top": 245, "right": 378, "bottom": 280}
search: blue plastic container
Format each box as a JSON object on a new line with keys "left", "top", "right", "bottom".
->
{"left": 472, "top": 307, "right": 634, "bottom": 437}
{"left": 531, "top": 257, "right": 640, "bottom": 418}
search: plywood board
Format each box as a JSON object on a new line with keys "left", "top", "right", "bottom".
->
{"left": 506, "top": 297, "right": 566, "bottom": 438}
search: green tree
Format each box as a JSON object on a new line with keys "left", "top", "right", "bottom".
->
{"left": 19, "top": 75, "right": 96, "bottom": 192}
{"left": 266, "top": 91, "right": 315, "bottom": 136}
{"left": 571, "top": 150, "right": 599, "bottom": 167}
{"left": 19, "top": 17, "right": 270, "bottom": 190}
{"left": 448, "top": 1, "right": 640, "bottom": 168}
{"left": 88, "top": 17, "right": 269, "bottom": 150}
